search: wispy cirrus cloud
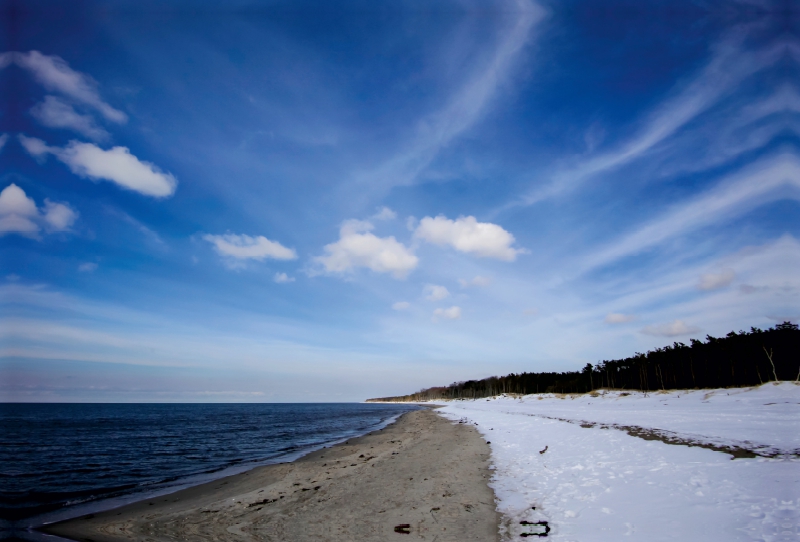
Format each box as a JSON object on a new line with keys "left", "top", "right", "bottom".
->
{"left": 515, "top": 32, "right": 790, "bottom": 207}
{"left": 579, "top": 153, "right": 800, "bottom": 273}
{"left": 204, "top": 233, "right": 297, "bottom": 268}
{"left": 2, "top": 50, "right": 127, "bottom": 123}
{"left": 30, "top": 95, "right": 109, "bottom": 141}
{"left": 459, "top": 275, "right": 491, "bottom": 288}
{"left": 631, "top": 82, "right": 800, "bottom": 181}
{"left": 604, "top": 313, "right": 635, "bottom": 324}
{"left": 104, "top": 206, "right": 166, "bottom": 249}
{"left": 563, "top": 236, "right": 799, "bottom": 355}
{"left": 641, "top": 319, "right": 700, "bottom": 337}
{"left": 354, "top": 0, "right": 544, "bottom": 194}
{"left": 697, "top": 269, "right": 735, "bottom": 291}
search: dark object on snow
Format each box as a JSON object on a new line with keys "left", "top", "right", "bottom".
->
{"left": 520, "top": 520, "right": 550, "bottom": 537}
{"left": 539, "top": 446, "right": 548, "bottom": 454}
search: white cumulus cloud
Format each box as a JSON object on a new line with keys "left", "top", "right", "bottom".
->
{"left": 0, "top": 184, "right": 38, "bottom": 235}
{"left": 274, "top": 272, "right": 295, "bottom": 283}
{"left": 433, "top": 306, "right": 462, "bottom": 321}
{"left": 56, "top": 141, "right": 177, "bottom": 197}
{"left": 641, "top": 320, "right": 700, "bottom": 337}
{"left": 372, "top": 206, "right": 397, "bottom": 221}
{"left": 30, "top": 95, "right": 109, "bottom": 140}
{"left": 604, "top": 313, "right": 636, "bottom": 324}
{"left": 0, "top": 183, "right": 78, "bottom": 237}
{"left": 42, "top": 199, "right": 79, "bottom": 230}
{"left": 18, "top": 137, "right": 178, "bottom": 198}
{"left": 392, "top": 301, "right": 411, "bottom": 310}
{"left": 316, "top": 220, "right": 418, "bottom": 279}
{"left": 697, "top": 269, "right": 735, "bottom": 290}
{"left": 424, "top": 284, "right": 450, "bottom": 301}
{"left": 414, "top": 215, "right": 523, "bottom": 261}
{"left": 204, "top": 234, "right": 297, "bottom": 266}
{"left": 17, "top": 134, "right": 52, "bottom": 159}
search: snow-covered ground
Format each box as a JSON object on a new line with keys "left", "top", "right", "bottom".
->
{"left": 434, "top": 382, "right": 799, "bottom": 542}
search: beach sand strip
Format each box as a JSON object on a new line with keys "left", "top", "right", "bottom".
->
{"left": 42, "top": 408, "right": 498, "bottom": 542}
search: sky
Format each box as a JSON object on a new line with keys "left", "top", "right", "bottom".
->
{"left": 0, "top": 0, "right": 798, "bottom": 402}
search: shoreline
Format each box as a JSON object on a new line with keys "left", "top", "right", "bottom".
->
{"left": 12, "top": 405, "right": 417, "bottom": 536}
{"left": 41, "top": 408, "right": 499, "bottom": 541}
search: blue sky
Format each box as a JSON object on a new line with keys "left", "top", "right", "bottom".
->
{"left": 1, "top": 0, "right": 798, "bottom": 402}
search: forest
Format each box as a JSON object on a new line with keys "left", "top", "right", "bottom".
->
{"left": 367, "top": 322, "right": 800, "bottom": 402}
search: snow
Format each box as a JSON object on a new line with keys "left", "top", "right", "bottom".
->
{"left": 433, "top": 382, "right": 799, "bottom": 541}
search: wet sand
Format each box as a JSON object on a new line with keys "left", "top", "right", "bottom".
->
{"left": 42, "top": 408, "right": 498, "bottom": 542}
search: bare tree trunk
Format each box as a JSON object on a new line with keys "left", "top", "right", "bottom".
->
{"left": 763, "top": 346, "right": 778, "bottom": 381}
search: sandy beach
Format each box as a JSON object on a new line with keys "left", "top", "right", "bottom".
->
{"left": 42, "top": 408, "right": 498, "bottom": 542}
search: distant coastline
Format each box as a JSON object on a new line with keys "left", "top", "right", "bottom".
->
{"left": 368, "top": 322, "right": 799, "bottom": 402}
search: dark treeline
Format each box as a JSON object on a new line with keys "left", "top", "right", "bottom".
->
{"left": 367, "top": 322, "right": 800, "bottom": 402}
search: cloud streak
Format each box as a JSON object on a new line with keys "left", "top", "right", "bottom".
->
{"left": 459, "top": 275, "right": 491, "bottom": 288}
{"left": 19, "top": 136, "right": 178, "bottom": 197}
{"left": 697, "top": 269, "right": 735, "bottom": 291}
{"left": 355, "top": 0, "right": 544, "bottom": 193}
{"left": 204, "top": 233, "right": 297, "bottom": 265}
{"left": 30, "top": 95, "right": 109, "bottom": 140}
{"left": 3, "top": 51, "right": 127, "bottom": 123}
{"left": 580, "top": 153, "right": 800, "bottom": 272}
{"left": 516, "top": 32, "right": 789, "bottom": 207}
{"left": 641, "top": 319, "right": 701, "bottom": 337}
{"left": 604, "top": 313, "right": 635, "bottom": 324}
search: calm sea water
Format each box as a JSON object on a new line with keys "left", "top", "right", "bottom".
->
{"left": 0, "top": 403, "right": 418, "bottom": 537}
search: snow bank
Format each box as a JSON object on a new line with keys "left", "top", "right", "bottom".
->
{"left": 434, "top": 382, "right": 799, "bottom": 542}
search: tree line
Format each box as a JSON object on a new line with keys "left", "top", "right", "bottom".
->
{"left": 367, "top": 322, "right": 800, "bottom": 402}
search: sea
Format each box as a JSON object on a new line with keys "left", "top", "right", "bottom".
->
{"left": 0, "top": 402, "right": 419, "bottom": 541}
